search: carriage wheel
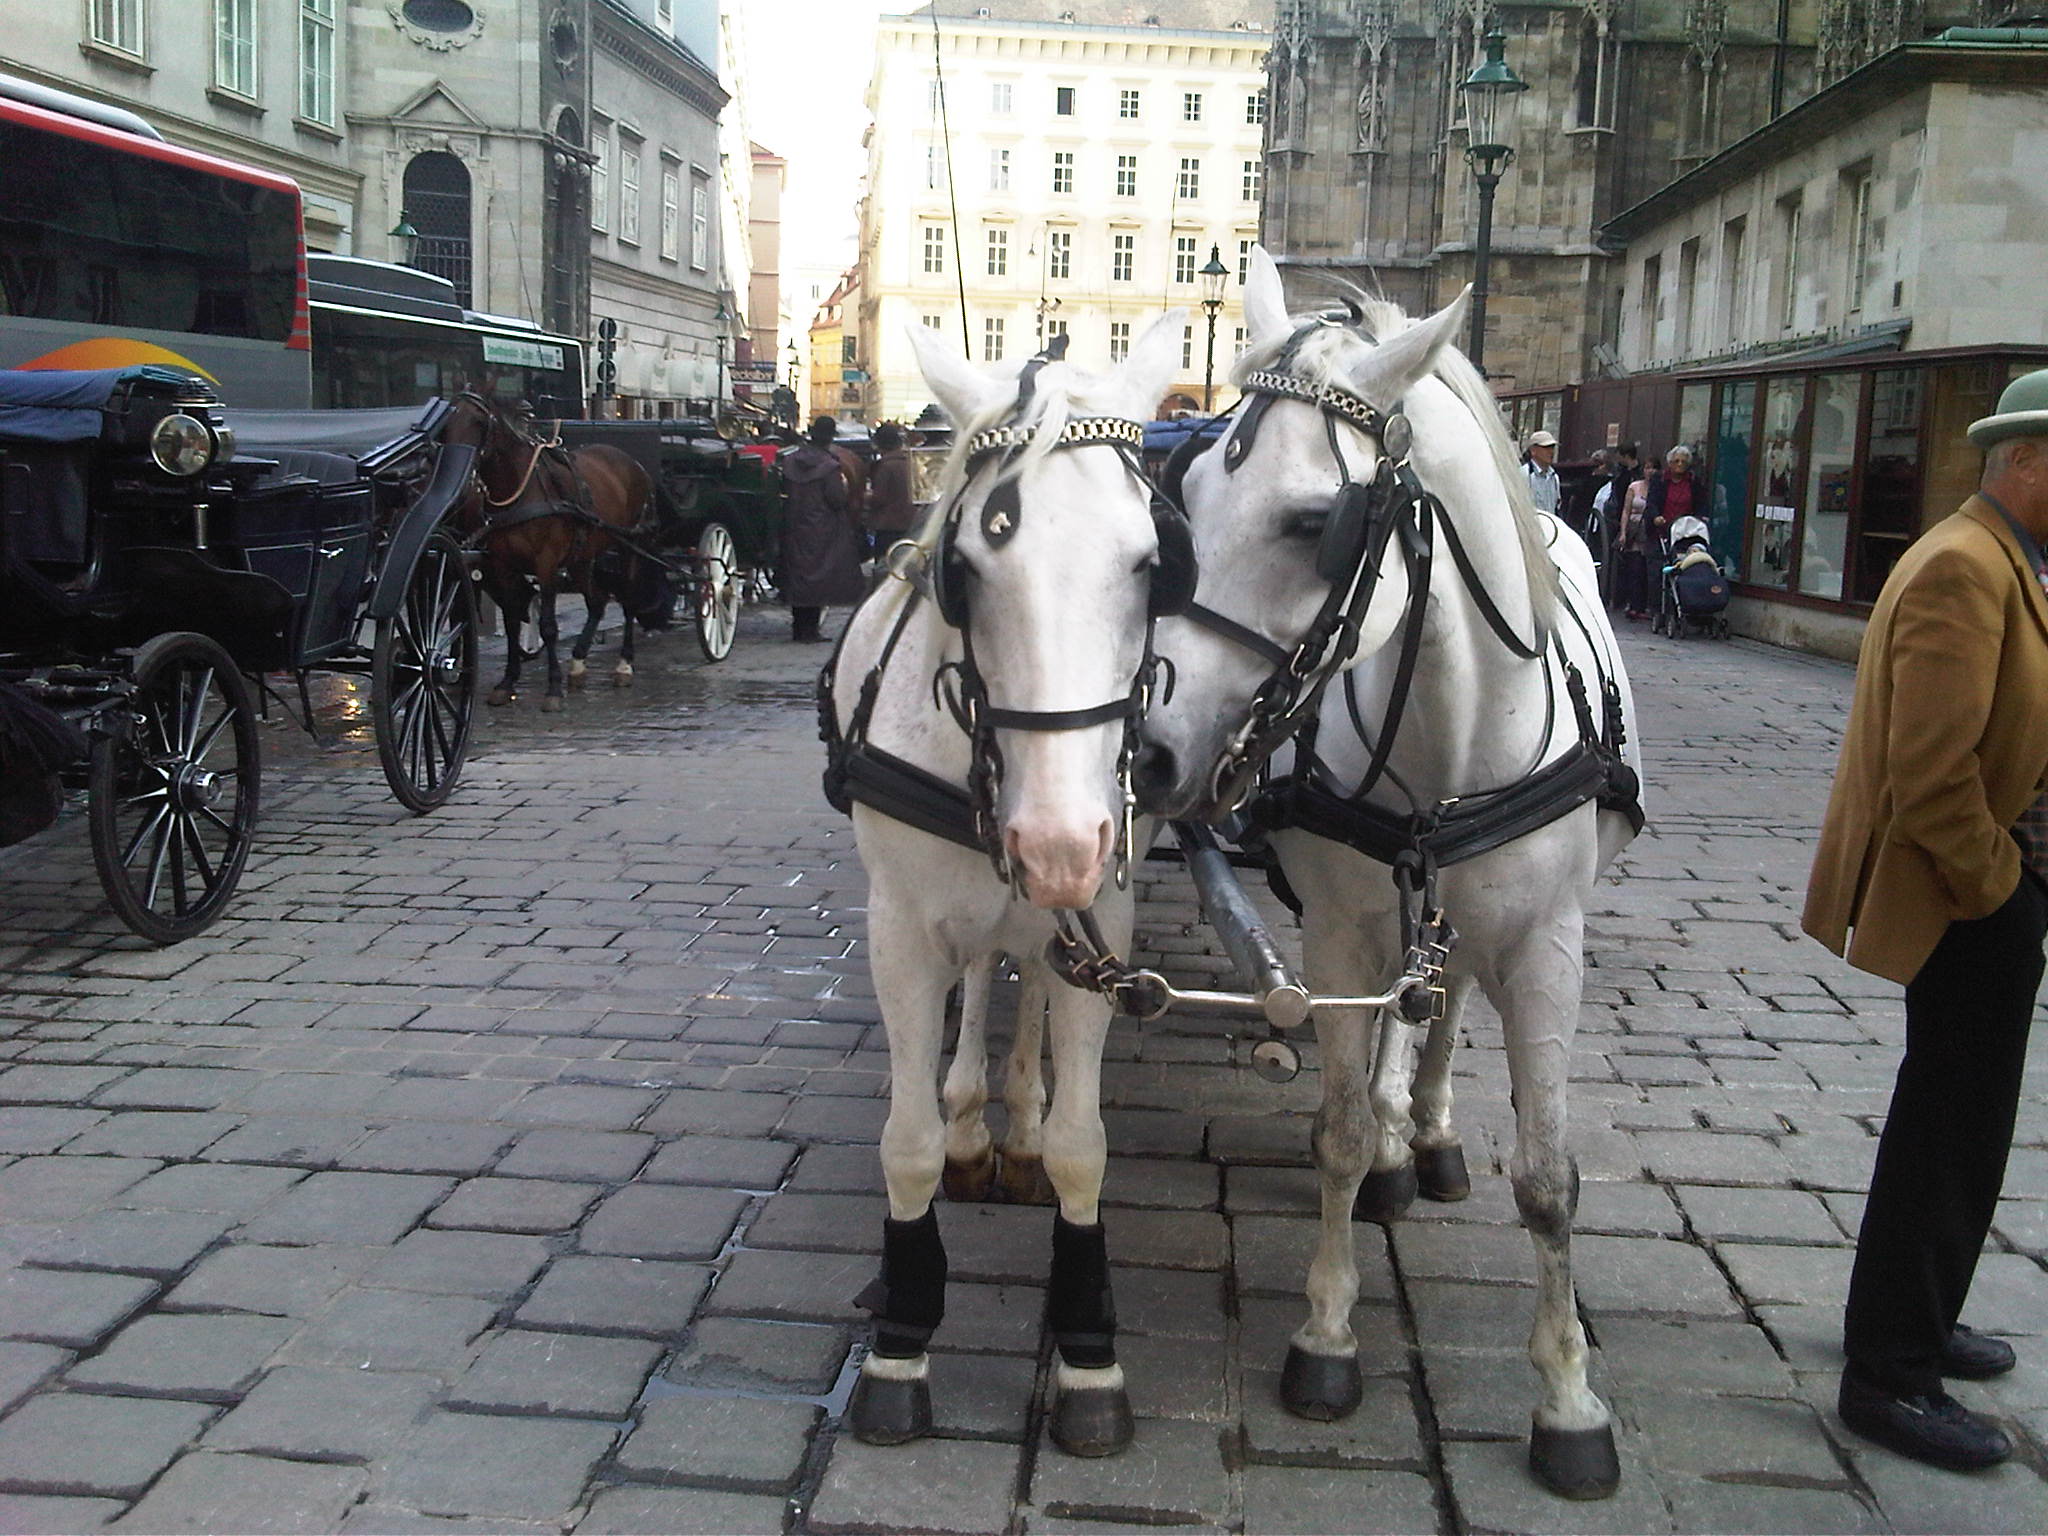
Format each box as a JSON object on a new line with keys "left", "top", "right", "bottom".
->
{"left": 374, "top": 531, "right": 479, "bottom": 813}
{"left": 88, "top": 632, "right": 260, "bottom": 946}
{"left": 695, "top": 521, "right": 741, "bottom": 662}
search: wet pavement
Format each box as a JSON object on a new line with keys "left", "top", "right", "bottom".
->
{"left": 0, "top": 600, "right": 2042, "bottom": 1535}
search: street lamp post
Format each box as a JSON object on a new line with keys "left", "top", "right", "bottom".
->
{"left": 1199, "top": 244, "right": 1230, "bottom": 413}
{"left": 1457, "top": 31, "right": 1528, "bottom": 374}
{"left": 712, "top": 298, "right": 730, "bottom": 409}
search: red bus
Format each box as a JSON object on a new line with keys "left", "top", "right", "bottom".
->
{"left": 0, "top": 80, "right": 312, "bottom": 407}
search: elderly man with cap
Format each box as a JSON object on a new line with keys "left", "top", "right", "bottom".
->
{"left": 1803, "top": 367, "right": 2048, "bottom": 1471}
{"left": 1523, "top": 429, "right": 1560, "bottom": 515}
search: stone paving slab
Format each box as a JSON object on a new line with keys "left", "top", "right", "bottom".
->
{"left": 0, "top": 615, "right": 2040, "bottom": 1532}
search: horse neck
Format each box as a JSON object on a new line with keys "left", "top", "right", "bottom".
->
{"left": 1332, "top": 469, "right": 1554, "bottom": 798}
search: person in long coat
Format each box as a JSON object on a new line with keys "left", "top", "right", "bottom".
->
{"left": 1802, "top": 367, "right": 2048, "bottom": 1473}
{"left": 778, "top": 416, "right": 866, "bottom": 641}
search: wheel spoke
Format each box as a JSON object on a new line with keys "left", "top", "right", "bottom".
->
{"left": 141, "top": 810, "right": 174, "bottom": 912}
{"left": 120, "top": 802, "right": 171, "bottom": 868}
{"left": 179, "top": 811, "right": 218, "bottom": 890}
{"left": 198, "top": 803, "right": 238, "bottom": 838}
{"left": 192, "top": 706, "right": 234, "bottom": 764}
{"left": 178, "top": 668, "right": 215, "bottom": 757}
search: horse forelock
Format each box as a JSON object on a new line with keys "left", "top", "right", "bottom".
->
{"left": 1229, "top": 298, "right": 1558, "bottom": 635}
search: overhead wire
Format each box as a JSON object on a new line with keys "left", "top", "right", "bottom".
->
{"left": 929, "top": 6, "right": 973, "bottom": 361}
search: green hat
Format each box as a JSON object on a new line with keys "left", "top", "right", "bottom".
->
{"left": 1968, "top": 367, "right": 2048, "bottom": 448}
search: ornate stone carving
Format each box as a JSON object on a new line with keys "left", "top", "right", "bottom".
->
{"left": 388, "top": 1, "right": 486, "bottom": 52}
{"left": 1353, "top": 0, "right": 1396, "bottom": 152}
{"left": 1685, "top": 0, "right": 1727, "bottom": 68}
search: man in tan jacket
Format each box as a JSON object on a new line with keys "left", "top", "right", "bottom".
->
{"left": 1804, "top": 367, "right": 2048, "bottom": 1471}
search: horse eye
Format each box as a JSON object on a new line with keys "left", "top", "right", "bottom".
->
{"left": 1283, "top": 511, "right": 1329, "bottom": 542}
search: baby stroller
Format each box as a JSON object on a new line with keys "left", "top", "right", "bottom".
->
{"left": 1654, "top": 515, "right": 1731, "bottom": 638}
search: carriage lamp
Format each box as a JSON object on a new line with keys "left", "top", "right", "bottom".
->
{"left": 1458, "top": 31, "right": 1527, "bottom": 372}
{"left": 1199, "top": 244, "right": 1230, "bottom": 413}
{"left": 149, "top": 413, "right": 216, "bottom": 477}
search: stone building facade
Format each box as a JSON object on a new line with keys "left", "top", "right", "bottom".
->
{"left": 1258, "top": 0, "right": 1978, "bottom": 395}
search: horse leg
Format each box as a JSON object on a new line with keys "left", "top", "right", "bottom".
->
{"left": 537, "top": 585, "right": 565, "bottom": 712}
{"left": 1489, "top": 913, "right": 1619, "bottom": 1500}
{"left": 1354, "top": 1004, "right": 1422, "bottom": 1224}
{"left": 846, "top": 918, "right": 952, "bottom": 1446}
{"left": 568, "top": 590, "right": 603, "bottom": 689}
{"left": 1036, "top": 949, "right": 1132, "bottom": 1458}
{"left": 1281, "top": 905, "right": 1383, "bottom": 1421}
{"left": 994, "top": 967, "right": 1055, "bottom": 1205}
{"left": 940, "top": 955, "right": 998, "bottom": 1200}
{"left": 487, "top": 580, "right": 529, "bottom": 707}
{"left": 1410, "top": 979, "right": 1475, "bottom": 1202}
{"left": 614, "top": 609, "right": 634, "bottom": 687}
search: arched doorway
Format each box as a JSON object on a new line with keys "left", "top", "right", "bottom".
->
{"left": 403, "top": 151, "right": 473, "bottom": 306}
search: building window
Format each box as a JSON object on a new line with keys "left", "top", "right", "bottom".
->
{"left": 1246, "top": 89, "right": 1266, "bottom": 125}
{"left": 1048, "top": 228, "right": 1072, "bottom": 280}
{"left": 984, "top": 316, "right": 1005, "bottom": 361}
{"left": 1237, "top": 239, "right": 1252, "bottom": 285}
{"left": 1174, "top": 236, "right": 1197, "bottom": 285}
{"left": 922, "top": 314, "right": 944, "bottom": 329}
{"left": 403, "top": 150, "right": 473, "bottom": 306}
{"left": 1177, "top": 158, "right": 1200, "bottom": 200}
{"left": 986, "top": 226, "right": 1008, "bottom": 277}
{"left": 926, "top": 144, "right": 942, "bottom": 190}
{"left": 923, "top": 224, "right": 946, "bottom": 274}
{"left": 214, "top": 0, "right": 256, "bottom": 96}
{"left": 657, "top": 0, "right": 674, "bottom": 25}
{"left": 1055, "top": 85, "right": 1075, "bottom": 115}
{"left": 1109, "top": 321, "right": 1131, "bottom": 362}
{"left": 1846, "top": 169, "right": 1874, "bottom": 315}
{"left": 1573, "top": 17, "right": 1619, "bottom": 130}
{"left": 928, "top": 78, "right": 941, "bottom": 115}
{"left": 91, "top": 0, "right": 145, "bottom": 56}
{"left": 1112, "top": 232, "right": 1134, "bottom": 282}
{"left": 1639, "top": 253, "right": 1662, "bottom": 358}
{"left": 690, "top": 175, "right": 709, "bottom": 269}
{"left": 1183, "top": 91, "right": 1203, "bottom": 123}
{"left": 1234, "top": 325, "right": 1246, "bottom": 348}
{"left": 1720, "top": 216, "right": 1746, "bottom": 344}
{"left": 842, "top": 335, "right": 857, "bottom": 365}
{"left": 992, "top": 81, "right": 1013, "bottom": 114}
{"left": 1115, "top": 155, "right": 1137, "bottom": 197}
{"left": 590, "top": 131, "right": 610, "bottom": 231}
{"left": 1676, "top": 237, "right": 1700, "bottom": 355}
{"left": 1181, "top": 324, "right": 1194, "bottom": 370}
{"left": 1242, "top": 158, "right": 1262, "bottom": 202}
{"left": 989, "top": 148, "right": 1010, "bottom": 193}
{"left": 617, "top": 137, "right": 642, "bottom": 244}
{"left": 1051, "top": 151, "right": 1074, "bottom": 195}
{"left": 1046, "top": 317, "right": 1069, "bottom": 342}
{"left": 659, "top": 162, "right": 681, "bottom": 261}
{"left": 1779, "top": 195, "right": 1802, "bottom": 331}
{"left": 299, "top": 0, "right": 336, "bottom": 125}
{"left": 1119, "top": 88, "right": 1140, "bottom": 119}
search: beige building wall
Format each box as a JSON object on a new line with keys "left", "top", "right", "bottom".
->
{"left": 858, "top": 5, "right": 1267, "bottom": 425}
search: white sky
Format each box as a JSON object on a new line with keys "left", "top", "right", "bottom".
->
{"left": 739, "top": 0, "right": 897, "bottom": 304}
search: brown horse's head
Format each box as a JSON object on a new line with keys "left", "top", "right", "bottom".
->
{"left": 445, "top": 393, "right": 546, "bottom": 510}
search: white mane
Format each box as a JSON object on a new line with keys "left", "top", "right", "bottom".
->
{"left": 1231, "top": 297, "right": 1559, "bottom": 633}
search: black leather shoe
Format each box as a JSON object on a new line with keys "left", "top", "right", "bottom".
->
{"left": 1838, "top": 1371, "right": 2012, "bottom": 1471}
{"left": 1942, "top": 1324, "right": 2017, "bottom": 1380}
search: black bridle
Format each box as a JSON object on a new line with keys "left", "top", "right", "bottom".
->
{"left": 821, "top": 346, "right": 1191, "bottom": 891}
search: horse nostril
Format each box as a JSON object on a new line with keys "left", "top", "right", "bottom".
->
{"left": 1131, "top": 743, "right": 1178, "bottom": 812}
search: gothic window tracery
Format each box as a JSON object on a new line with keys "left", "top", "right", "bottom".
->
{"left": 1352, "top": 0, "right": 1396, "bottom": 153}
{"left": 1681, "top": 0, "right": 1728, "bottom": 162}
{"left": 1574, "top": 0, "right": 1621, "bottom": 130}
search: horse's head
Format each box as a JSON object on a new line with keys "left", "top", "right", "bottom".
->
{"left": 907, "top": 313, "right": 1187, "bottom": 910}
{"left": 444, "top": 393, "right": 539, "bottom": 507}
{"left": 1135, "top": 247, "right": 1474, "bottom": 821}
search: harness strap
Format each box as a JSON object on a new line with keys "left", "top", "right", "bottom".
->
{"left": 1435, "top": 502, "right": 1547, "bottom": 661}
{"left": 982, "top": 697, "right": 1133, "bottom": 731}
{"left": 1348, "top": 489, "right": 1435, "bottom": 801}
{"left": 1184, "top": 602, "right": 1290, "bottom": 667}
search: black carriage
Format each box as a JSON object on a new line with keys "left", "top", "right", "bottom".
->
{"left": 547, "top": 417, "right": 783, "bottom": 662}
{"left": 0, "top": 366, "right": 480, "bottom": 943}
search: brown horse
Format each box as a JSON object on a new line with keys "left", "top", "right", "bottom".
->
{"left": 444, "top": 394, "right": 665, "bottom": 711}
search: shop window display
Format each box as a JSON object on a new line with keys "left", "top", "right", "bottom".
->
{"left": 1799, "top": 372, "right": 1862, "bottom": 601}
{"left": 1715, "top": 381, "right": 1756, "bottom": 584}
{"left": 1855, "top": 367, "right": 1922, "bottom": 602}
{"left": 1747, "top": 377, "right": 1804, "bottom": 589}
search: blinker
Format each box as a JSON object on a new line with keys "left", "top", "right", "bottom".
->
{"left": 981, "top": 472, "right": 1022, "bottom": 546}
{"left": 1316, "top": 480, "right": 1376, "bottom": 583}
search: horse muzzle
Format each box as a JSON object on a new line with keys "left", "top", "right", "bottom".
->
{"left": 1003, "top": 814, "right": 1114, "bottom": 911}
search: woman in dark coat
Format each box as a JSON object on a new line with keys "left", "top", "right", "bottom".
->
{"left": 778, "top": 416, "right": 867, "bottom": 641}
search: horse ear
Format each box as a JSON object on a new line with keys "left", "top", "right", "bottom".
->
{"left": 1242, "top": 246, "right": 1291, "bottom": 351}
{"left": 1340, "top": 286, "right": 1470, "bottom": 409}
{"left": 1116, "top": 308, "right": 1187, "bottom": 419}
{"left": 906, "top": 321, "right": 1008, "bottom": 426}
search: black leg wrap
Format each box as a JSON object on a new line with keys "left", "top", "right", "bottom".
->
{"left": 1281, "top": 1344, "right": 1364, "bottom": 1422}
{"left": 1047, "top": 1216, "right": 1117, "bottom": 1369}
{"left": 1414, "top": 1144, "right": 1472, "bottom": 1202}
{"left": 852, "top": 1208, "right": 947, "bottom": 1358}
{"left": 1352, "top": 1162, "right": 1419, "bottom": 1224}
{"left": 1528, "top": 1418, "right": 1620, "bottom": 1501}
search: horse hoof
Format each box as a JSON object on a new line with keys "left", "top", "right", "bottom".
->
{"left": 941, "top": 1148, "right": 998, "bottom": 1203}
{"left": 995, "top": 1151, "right": 1057, "bottom": 1206}
{"left": 1050, "top": 1386, "right": 1134, "bottom": 1458}
{"left": 540, "top": 695, "right": 565, "bottom": 714}
{"left": 1353, "top": 1163, "right": 1419, "bottom": 1224}
{"left": 1528, "top": 1419, "right": 1621, "bottom": 1501}
{"left": 612, "top": 668, "right": 633, "bottom": 688}
{"left": 1280, "top": 1344, "right": 1363, "bottom": 1422}
{"left": 1414, "top": 1144, "right": 1472, "bottom": 1203}
{"left": 566, "top": 661, "right": 587, "bottom": 688}
{"left": 847, "top": 1371, "right": 932, "bottom": 1446}
{"left": 486, "top": 688, "right": 515, "bottom": 707}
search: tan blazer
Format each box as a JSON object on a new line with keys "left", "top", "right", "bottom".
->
{"left": 1804, "top": 497, "right": 2048, "bottom": 983}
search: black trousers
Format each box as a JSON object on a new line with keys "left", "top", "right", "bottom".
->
{"left": 790, "top": 605, "right": 822, "bottom": 639}
{"left": 1618, "top": 550, "right": 1650, "bottom": 614}
{"left": 1843, "top": 868, "right": 2045, "bottom": 1395}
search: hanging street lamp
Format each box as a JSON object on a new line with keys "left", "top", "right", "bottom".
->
{"left": 1199, "top": 243, "right": 1231, "bottom": 413}
{"left": 1457, "top": 30, "right": 1528, "bottom": 373}
{"left": 712, "top": 298, "right": 731, "bottom": 405}
{"left": 388, "top": 209, "right": 421, "bottom": 267}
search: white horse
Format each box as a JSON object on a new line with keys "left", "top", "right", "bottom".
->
{"left": 824, "top": 314, "right": 1187, "bottom": 1456}
{"left": 1137, "top": 249, "right": 1643, "bottom": 1500}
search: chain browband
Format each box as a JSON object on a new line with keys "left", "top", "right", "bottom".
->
{"left": 963, "top": 416, "right": 1146, "bottom": 462}
{"left": 1238, "top": 371, "right": 1390, "bottom": 437}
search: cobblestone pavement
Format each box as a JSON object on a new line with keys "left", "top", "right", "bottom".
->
{"left": 0, "top": 605, "right": 2042, "bottom": 1536}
